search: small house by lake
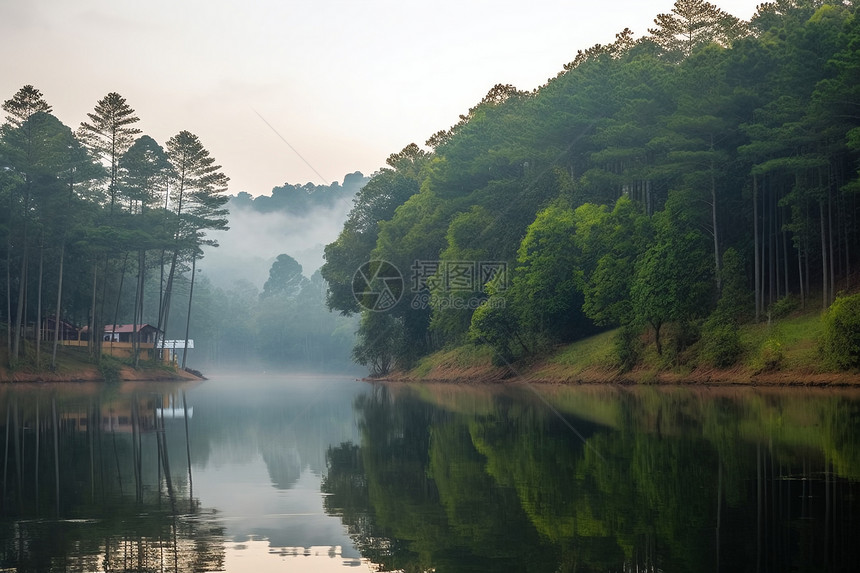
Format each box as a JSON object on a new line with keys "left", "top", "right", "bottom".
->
{"left": 67, "top": 323, "right": 168, "bottom": 362}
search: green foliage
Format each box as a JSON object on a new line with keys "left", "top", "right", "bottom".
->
{"left": 260, "top": 253, "right": 306, "bottom": 299}
{"left": 428, "top": 205, "right": 496, "bottom": 343}
{"left": 630, "top": 193, "right": 714, "bottom": 355}
{"left": 576, "top": 197, "right": 652, "bottom": 327}
{"left": 322, "top": 155, "right": 425, "bottom": 316}
{"left": 761, "top": 336, "right": 785, "bottom": 371}
{"left": 701, "top": 314, "right": 742, "bottom": 368}
{"left": 716, "top": 248, "right": 752, "bottom": 321}
{"left": 467, "top": 273, "right": 524, "bottom": 365}
{"left": 352, "top": 311, "right": 403, "bottom": 377}
{"left": 769, "top": 295, "right": 800, "bottom": 319}
{"left": 649, "top": 0, "right": 748, "bottom": 59}
{"left": 613, "top": 324, "right": 642, "bottom": 372}
{"left": 513, "top": 204, "right": 587, "bottom": 342}
{"left": 97, "top": 355, "right": 123, "bottom": 384}
{"left": 820, "top": 293, "right": 860, "bottom": 369}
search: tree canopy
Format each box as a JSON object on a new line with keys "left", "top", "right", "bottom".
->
{"left": 321, "top": 0, "right": 860, "bottom": 374}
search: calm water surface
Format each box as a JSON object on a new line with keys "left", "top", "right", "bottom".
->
{"left": 1, "top": 374, "right": 858, "bottom": 572}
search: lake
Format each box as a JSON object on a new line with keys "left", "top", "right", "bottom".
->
{"left": 1, "top": 374, "right": 858, "bottom": 572}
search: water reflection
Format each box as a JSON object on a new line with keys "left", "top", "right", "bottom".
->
{"left": 0, "top": 381, "right": 223, "bottom": 572}
{"left": 0, "top": 375, "right": 369, "bottom": 572}
{"left": 324, "top": 383, "right": 860, "bottom": 573}
{"left": 2, "top": 378, "right": 859, "bottom": 572}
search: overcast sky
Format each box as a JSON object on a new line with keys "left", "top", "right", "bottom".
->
{"left": 2, "top": 0, "right": 763, "bottom": 197}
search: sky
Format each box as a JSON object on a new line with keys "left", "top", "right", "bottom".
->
{"left": 2, "top": 0, "right": 764, "bottom": 197}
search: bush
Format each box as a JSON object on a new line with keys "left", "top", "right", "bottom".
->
{"left": 820, "top": 293, "right": 860, "bottom": 369}
{"left": 769, "top": 296, "right": 799, "bottom": 319}
{"left": 758, "top": 336, "right": 784, "bottom": 372}
{"left": 613, "top": 325, "right": 641, "bottom": 372}
{"left": 701, "top": 314, "right": 742, "bottom": 368}
{"left": 98, "top": 356, "right": 123, "bottom": 384}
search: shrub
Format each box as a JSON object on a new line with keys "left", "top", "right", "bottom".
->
{"left": 759, "top": 336, "right": 784, "bottom": 372}
{"left": 98, "top": 356, "right": 123, "bottom": 384}
{"left": 613, "top": 324, "right": 641, "bottom": 372}
{"left": 769, "top": 296, "right": 799, "bottom": 319}
{"left": 701, "top": 313, "right": 742, "bottom": 368}
{"left": 820, "top": 293, "right": 860, "bottom": 369}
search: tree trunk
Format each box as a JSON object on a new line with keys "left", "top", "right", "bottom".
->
{"left": 34, "top": 400, "right": 39, "bottom": 511}
{"left": 710, "top": 147, "right": 721, "bottom": 294}
{"left": 797, "top": 242, "right": 804, "bottom": 310}
{"left": 52, "top": 241, "right": 65, "bottom": 370}
{"left": 12, "top": 252, "right": 28, "bottom": 361}
{"left": 828, "top": 181, "right": 835, "bottom": 302}
{"left": 782, "top": 224, "right": 789, "bottom": 298}
{"left": 159, "top": 251, "right": 178, "bottom": 362}
{"left": 36, "top": 240, "right": 43, "bottom": 368}
{"left": 5, "top": 186, "right": 12, "bottom": 357}
{"left": 156, "top": 248, "right": 166, "bottom": 342}
{"left": 652, "top": 320, "right": 663, "bottom": 356}
{"left": 132, "top": 250, "right": 142, "bottom": 368}
{"left": 820, "top": 199, "right": 828, "bottom": 310}
{"left": 89, "top": 263, "right": 98, "bottom": 358}
{"left": 181, "top": 252, "right": 197, "bottom": 370}
{"left": 754, "top": 175, "right": 761, "bottom": 322}
{"left": 845, "top": 194, "right": 851, "bottom": 291}
{"left": 109, "top": 253, "right": 130, "bottom": 359}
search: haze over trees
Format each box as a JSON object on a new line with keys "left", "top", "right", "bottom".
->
{"left": 321, "top": 0, "right": 860, "bottom": 375}
{"left": 0, "top": 86, "right": 229, "bottom": 370}
{"left": 0, "top": 85, "right": 361, "bottom": 372}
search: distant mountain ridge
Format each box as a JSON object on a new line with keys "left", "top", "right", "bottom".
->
{"left": 229, "top": 171, "right": 368, "bottom": 216}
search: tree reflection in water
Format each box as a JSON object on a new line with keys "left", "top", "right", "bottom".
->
{"left": 323, "top": 383, "right": 860, "bottom": 573}
{"left": 0, "top": 382, "right": 224, "bottom": 572}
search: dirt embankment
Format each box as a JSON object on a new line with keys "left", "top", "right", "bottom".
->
{"left": 0, "top": 364, "right": 203, "bottom": 384}
{"left": 380, "top": 360, "right": 860, "bottom": 387}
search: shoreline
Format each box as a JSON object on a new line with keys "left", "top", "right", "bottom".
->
{"left": 372, "top": 364, "right": 860, "bottom": 388}
{"left": 0, "top": 364, "right": 204, "bottom": 384}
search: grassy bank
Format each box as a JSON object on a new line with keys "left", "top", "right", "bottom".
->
{"left": 396, "top": 309, "right": 860, "bottom": 386}
{"left": 0, "top": 342, "right": 200, "bottom": 383}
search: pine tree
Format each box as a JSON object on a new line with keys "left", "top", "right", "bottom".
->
{"left": 2, "top": 85, "right": 52, "bottom": 128}
{"left": 159, "top": 130, "right": 229, "bottom": 364}
{"left": 2, "top": 86, "right": 53, "bottom": 362}
{"left": 649, "top": 0, "right": 747, "bottom": 59}
{"left": 78, "top": 92, "right": 141, "bottom": 213}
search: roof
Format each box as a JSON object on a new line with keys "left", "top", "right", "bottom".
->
{"left": 80, "top": 324, "right": 162, "bottom": 334}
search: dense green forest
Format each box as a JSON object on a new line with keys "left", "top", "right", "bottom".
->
{"left": 321, "top": 0, "right": 860, "bottom": 376}
{"left": 0, "top": 87, "right": 231, "bottom": 370}
{"left": 0, "top": 87, "right": 357, "bottom": 372}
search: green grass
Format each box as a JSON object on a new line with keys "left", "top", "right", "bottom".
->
{"left": 411, "top": 344, "right": 496, "bottom": 378}
{"left": 404, "top": 307, "right": 839, "bottom": 383}
{"left": 740, "top": 311, "right": 825, "bottom": 373}
{"left": 544, "top": 329, "right": 617, "bottom": 372}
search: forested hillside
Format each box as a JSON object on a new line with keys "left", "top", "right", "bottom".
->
{"left": 321, "top": 0, "right": 860, "bottom": 376}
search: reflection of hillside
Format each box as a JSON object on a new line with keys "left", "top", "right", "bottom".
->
{"left": 324, "top": 384, "right": 860, "bottom": 572}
